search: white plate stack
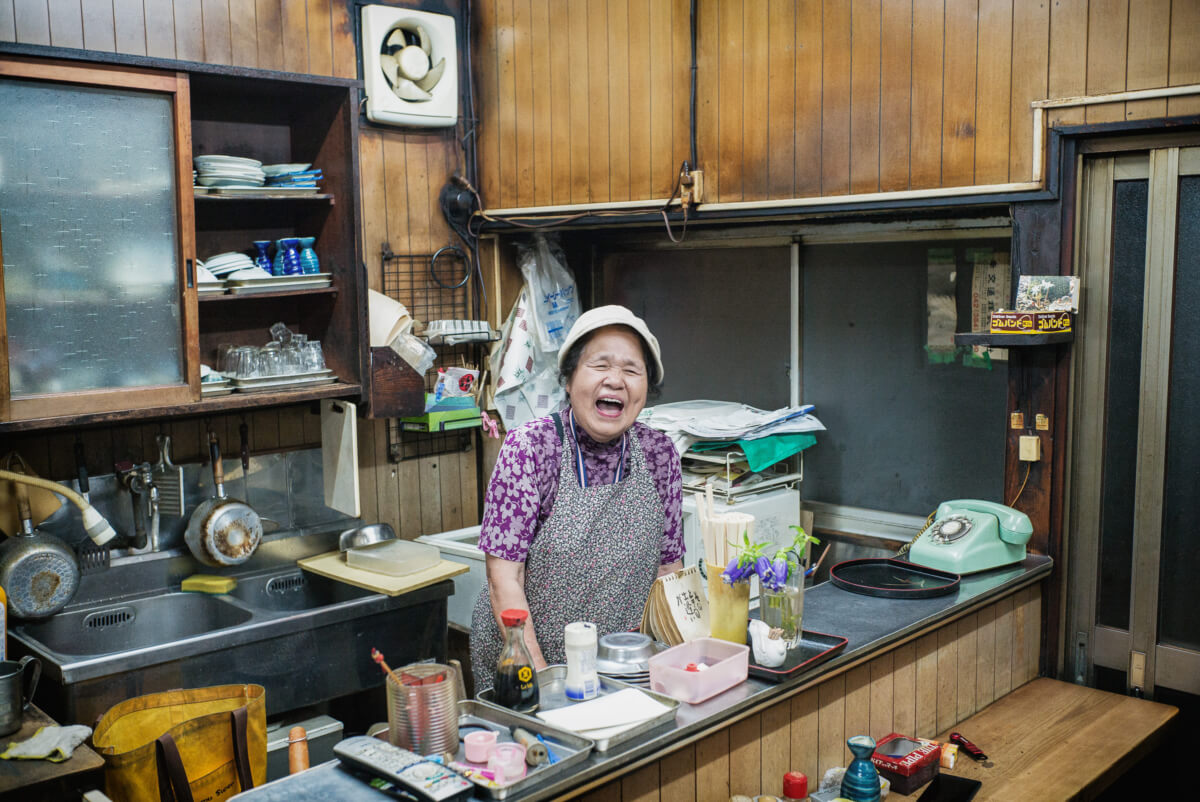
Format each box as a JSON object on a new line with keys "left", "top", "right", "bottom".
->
{"left": 194, "top": 155, "right": 265, "bottom": 188}
{"left": 201, "top": 251, "right": 255, "bottom": 277}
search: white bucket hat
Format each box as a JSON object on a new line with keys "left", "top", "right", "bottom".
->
{"left": 557, "top": 305, "right": 664, "bottom": 383}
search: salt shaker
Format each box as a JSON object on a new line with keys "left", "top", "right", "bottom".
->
{"left": 564, "top": 621, "right": 599, "bottom": 700}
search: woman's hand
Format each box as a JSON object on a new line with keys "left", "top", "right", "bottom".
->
{"left": 485, "top": 555, "right": 549, "bottom": 670}
{"left": 657, "top": 560, "right": 683, "bottom": 578}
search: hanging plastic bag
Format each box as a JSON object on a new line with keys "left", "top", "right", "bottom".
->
{"left": 517, "top": 233, "right": 581, "bottom": 353}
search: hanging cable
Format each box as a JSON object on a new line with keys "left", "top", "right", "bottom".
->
{"left": 689, "top": 0, "right": 698, "bottom": 170}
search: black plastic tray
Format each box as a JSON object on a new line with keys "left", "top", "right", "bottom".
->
{"left": 830, "top": 558, "right": 961, "bottom": 599}
{"left": 747, "top": 629, "right": 848, "bottom": 682}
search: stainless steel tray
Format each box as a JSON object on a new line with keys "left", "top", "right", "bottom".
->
{"left": 230, "top": 370, "right": 335, "bottom": 392}
{"left": 477, "top": 664, "right": 679, "bottom": 752}
{"left": 456, "top": 699, "right": 593, "bottom": 800}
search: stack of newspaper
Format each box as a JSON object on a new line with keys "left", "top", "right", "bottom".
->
{"left": 640, "top": 400, "right": 825, "bottom": 454}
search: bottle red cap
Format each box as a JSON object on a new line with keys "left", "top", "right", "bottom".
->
{"left": 500, "top": 608, "right": 529, "bottom": 627}
{"left": 783, "top": 771, "right": 807, "bottom": 799}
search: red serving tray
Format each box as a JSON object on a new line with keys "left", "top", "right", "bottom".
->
{"left": 746, "top": 628, "right": 848, "bottom": 682}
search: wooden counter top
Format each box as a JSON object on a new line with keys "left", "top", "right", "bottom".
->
{"left": 0, "top": 703, "right": 104, "bottom": 801}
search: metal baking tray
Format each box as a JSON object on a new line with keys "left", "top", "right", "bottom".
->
{"left": 455, "top": 699, "right": 593, "bottom": 799}
{"left": 747, "top": 629, "right": 848, "bottom": 682}
{"left": 477, "top": 665, "right": 679, "bottom": 751}
{"left": 230, "top": 370, "right": 336, "bottom": 392}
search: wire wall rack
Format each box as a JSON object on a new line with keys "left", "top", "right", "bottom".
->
{"left": 381, "top": 244, "right": 481, "bottom": 462}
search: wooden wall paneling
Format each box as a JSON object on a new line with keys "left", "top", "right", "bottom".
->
{"left": 695, "top": 0, "right": 719, "bottom": 199}
{"left": 1022, "top": 583, "right": 1041, "bottom": 684}
{"left": 78, "top": 0, "right": 114, "bottom": 50}
{"left": 869, "top": 651, "right": 894, "bottom": 740}
{"left": 935, "top": 620, "right": 959, "bottom": 734}
{"left": 793, "top": 0, "right": 821, "bottom": 197}
{"left": 790, "top": 687, "right": 819, "bottom": 791}
{"left": 975, "top": 602, "right": 997, "bottom": 708}
{"left": 759, "top": 699, "right": 790, "bottom": 796}
{"left": 659, "top": 744, "right": 696, "bottom": 802}
{"left": 280, "top": 0, "right": 308, "bottom": 75}
{"left": 891, "top": 641, "right": 916, "bottom": 735}
{"left": 250, "top": 409, "right": 278, "bottom": 454}
{"left": 43, "top": 430, "right": 74, "bottom": 484}
{"left": 0, "top": 4, "right": 15, "bottom": 41}
{"left": 475, "top": 0, "right": 500, "bottom": 206}
{"left": 587, "top": 0, "right": 611, "bottom": 203}
{"left": 849, "top": 0, "right": 881, "bottom": 195}
{"left": 228, "top": 0, "right": 257, "bottom": 68}
{"left": 200, "top": 0, "right": 231, "bottom": 65}
{"left": 993, "top": 592, "right": 1015, "bottom": 696}
{"left": 355, "top": 416, "right": 380, "bottom": 527}
{"left": 607, "top": 0, "right": 630, "bottom": 203}
{"left": 647, "top": 0, "right": 673, "bottom": 198}
{"left": 459, "top": 433, "right": 479, "bottom": 522}
{"left": 765, "top": 0, "right": 795, "bottom": 200}
{"left": 941, "top": 0, "right": 978, "bottom": 186}
{"left": 173, "top": 0, "right": 204, "bottom": 62}
{"left": 330, "top": 0, "right": 354, "bottom": 79}
{"left": 547, "top": 0, "right": 571, "bottom": 204}
{"left": 494, "top": 0, "right": 516, "bottom": 209}
{"left": 715, "top": 0, "right": 744, "bottom": 201}
{"left": 741, "top": 0, "right": 768, "bottom": 202}
{"left": 627, "top": 0, "right": 651, "bottom": 201}
{"left": 1015, "top": 0, "right": 1051, "bottom": 183}
{"left": 843, "top": 663, "right": 871, "bottom": 761}
{"left": 956, "top": 611, "right": 979, "bottom": 721}
{"left": 1046, "top": 0, "right": 1087, "bottom": 126}
{"left": 142, "top": 0, "right": 176, "bottom": 59}
{"left": 974, "top": 0, "right": 1013, "bottom": 185}
{"left": 816, "top": 672, "right": 846, "bottom": 781}
{"left": 1123, "top": 0, "right": 1169, "bottom": 119}
{"left": 277, "top": 405, "right": 307, "bottom": 449}
{"left": 529, "top": 0, "right": 552, "bottom": 203}
{"left": 305, "top": 0, "right": 333, "bottom": 77}
{"left": 254, "top": 0, "right": 283, "bottom": 72}
{"left": 1011, "top": 586, "right": 1031, "bottom": 687}
{"left": 568, "top": 1, "right": 590, "bottom": 203}
{"left": 580, "top": 785, "right": 622, "bottom": 802}
{"left": 47, "top": 0, "right": 84, "bottom": 49}
{"left": 669, "top": 0, "right": 690, "bottom": 184}
{"left": 914, "top": 631, "right": 938, "bottom": 736}
{"left": 910, "top": 0, "right": 944, "bottom": 187}
{"left": 878, "top": 0, "right": 911, "bottom": 191}
{"left": 621, "top": 762, "right": 660, "bottom": 802}
{"left": 439, "top": 447, "right": 464, "bottom": 531}
{"left": 694, "top": 729, "right": 730, "bottom": 802}
{"left": 820, "top": 0, "right": 850, "bottom": 196}
{"left": 1084, "top": 0, "right": 1128, "bottom": 124}
{"left": 1168, "top": 0, "right": 1200, "bottom": 116}
{"left": 728, "top": 714, "right": 761, "bottom": 797}
{"left": 13, "top": 0, "right": 50, "bottom": 45}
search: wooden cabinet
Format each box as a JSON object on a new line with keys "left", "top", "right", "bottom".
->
{"left": 0, "top": 55, "right": 366, "bottom": 431}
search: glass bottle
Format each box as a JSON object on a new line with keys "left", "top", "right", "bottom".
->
{"left": 494, "top": 608, "right": 539, "bottom": 712}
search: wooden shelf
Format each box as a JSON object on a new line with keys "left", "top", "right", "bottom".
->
{"left": 0, "top": 382, "right": 362, "bottom": 433}
{"left": 194, "top": 192, "right": 335, "bottom": 203}
{"left": 954, "top": 331, "right": 1074, "bottom": 347}
{"left": 198, "top": 286, "right": 338, "bottom": 302}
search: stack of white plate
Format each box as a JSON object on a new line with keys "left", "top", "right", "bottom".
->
{"left": 194, "top": 155, "right": 265, "bottom": 188}
{"left": 201, "top": 251, "right": 255, "bottom": 277}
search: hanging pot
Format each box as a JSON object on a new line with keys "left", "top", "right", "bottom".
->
{"left": 185, "top": 433, "right": 263, "bottom": 567}
{"left": 0, "top": 476, "right": 80, "bottom": 619}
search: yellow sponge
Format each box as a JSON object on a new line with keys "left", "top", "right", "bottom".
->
{"left": 181, "top": 574, "right": 237, "bottom": 594}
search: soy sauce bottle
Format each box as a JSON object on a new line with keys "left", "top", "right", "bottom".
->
{"left": 494, "top": 608, "right": 539, "bottom": 713}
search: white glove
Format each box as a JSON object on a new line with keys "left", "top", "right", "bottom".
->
{"left": 1, "top": 725, "right": 93, "bottom": 762}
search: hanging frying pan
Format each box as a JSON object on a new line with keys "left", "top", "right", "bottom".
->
{"left": 185, "top": 432, "right": 263, "bottom": 567}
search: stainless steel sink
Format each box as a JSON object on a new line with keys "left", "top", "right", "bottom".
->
{"left": 15, "top": 592, "right": 253, "bottom": 656}
{"left": 227, "top": 570, "right": 375, "bottom": 612}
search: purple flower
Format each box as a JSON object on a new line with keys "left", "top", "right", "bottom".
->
{"left": 721, "top": 557, "right": 741, "bottom": 584}
{"left": 754, "top": 555, "right": 771, "bottom": 582}
{"left": 771, "top": 558, "right": 788, "bottom": 589}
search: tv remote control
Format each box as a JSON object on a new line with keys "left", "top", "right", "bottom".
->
{"left": 333, "top": 736, "right": 474, "bottom": 802}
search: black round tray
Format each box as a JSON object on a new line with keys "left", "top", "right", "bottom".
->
{"left": 829, "top": 558, "right": 961, "bottom": 599}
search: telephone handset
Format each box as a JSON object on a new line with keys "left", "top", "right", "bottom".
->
{"left": 907, "top": 499, "right": 1033, "bottom": 575}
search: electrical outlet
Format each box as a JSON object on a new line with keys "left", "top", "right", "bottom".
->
{"left": 689, "top": 170, "right": 704, "bottom": 204}
{"left": 1019, "top": 435, "right": 1041, "bottom": 462}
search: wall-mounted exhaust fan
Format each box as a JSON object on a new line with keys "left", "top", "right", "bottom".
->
{"left": 361, "top": 5, "right": 458, "bottom": 128}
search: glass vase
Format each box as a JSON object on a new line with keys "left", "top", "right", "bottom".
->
{"left": 759, "top": 571, "right": 805, "bottom": 649}
{"left": 706, "top": 560, "right": 750, "bottom": 644}
{"left": 840, "top": 735, "right": 881, "bottom": 802}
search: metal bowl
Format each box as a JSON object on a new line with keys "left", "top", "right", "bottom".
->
{"left": 338, "top": 523, "right": 397, "bottom": 553}
{"left": 597, "top": 632, "right": 656, "bottom": 663}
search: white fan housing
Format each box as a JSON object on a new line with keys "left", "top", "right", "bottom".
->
{"left": 362, "top": 5, "right": 458, "bottom": 128}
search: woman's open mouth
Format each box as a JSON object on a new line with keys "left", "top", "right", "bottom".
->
{"left": 596, "top": 397, "right": 625, "bottom": 417}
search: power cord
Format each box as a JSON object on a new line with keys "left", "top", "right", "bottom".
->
{"left": 895, "top": 511, "right": 937, "bottom": 558}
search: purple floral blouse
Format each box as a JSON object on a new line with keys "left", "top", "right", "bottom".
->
{"left": 477, "top": 409, "right": 684, "bottom": 565}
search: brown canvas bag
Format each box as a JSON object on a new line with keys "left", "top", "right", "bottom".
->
{"left": 92, "top": 684, "right": 266, "bottom": 802}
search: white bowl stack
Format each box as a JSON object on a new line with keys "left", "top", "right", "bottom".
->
{"left": 194, "top": 155, "right": 265, "bottom": 188}
{"left": 200, "top": 251, "right": 255, "bottom": 277}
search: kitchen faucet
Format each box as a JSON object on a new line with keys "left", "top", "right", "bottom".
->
{"left": 118, "top": 462, "right": 161, "bottom": 552}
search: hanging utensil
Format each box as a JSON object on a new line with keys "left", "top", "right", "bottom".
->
{"left": 239, "top": 419, "right": 251, "bottom": 502}
{"left": 74, "top": 438, "right": 90, "bottom": 503}
{"left": 153, "top": 434, "right": 185, "bottom": 518}
{"left": 184, "top": 432, "right": 263, "bottom": 567}
{"left": 0, "top": 474, "right": 80, "bottom": 619}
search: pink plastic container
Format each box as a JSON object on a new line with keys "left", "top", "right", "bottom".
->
{"left": 647, "top": 637, "right": 750, "bottom": 703}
